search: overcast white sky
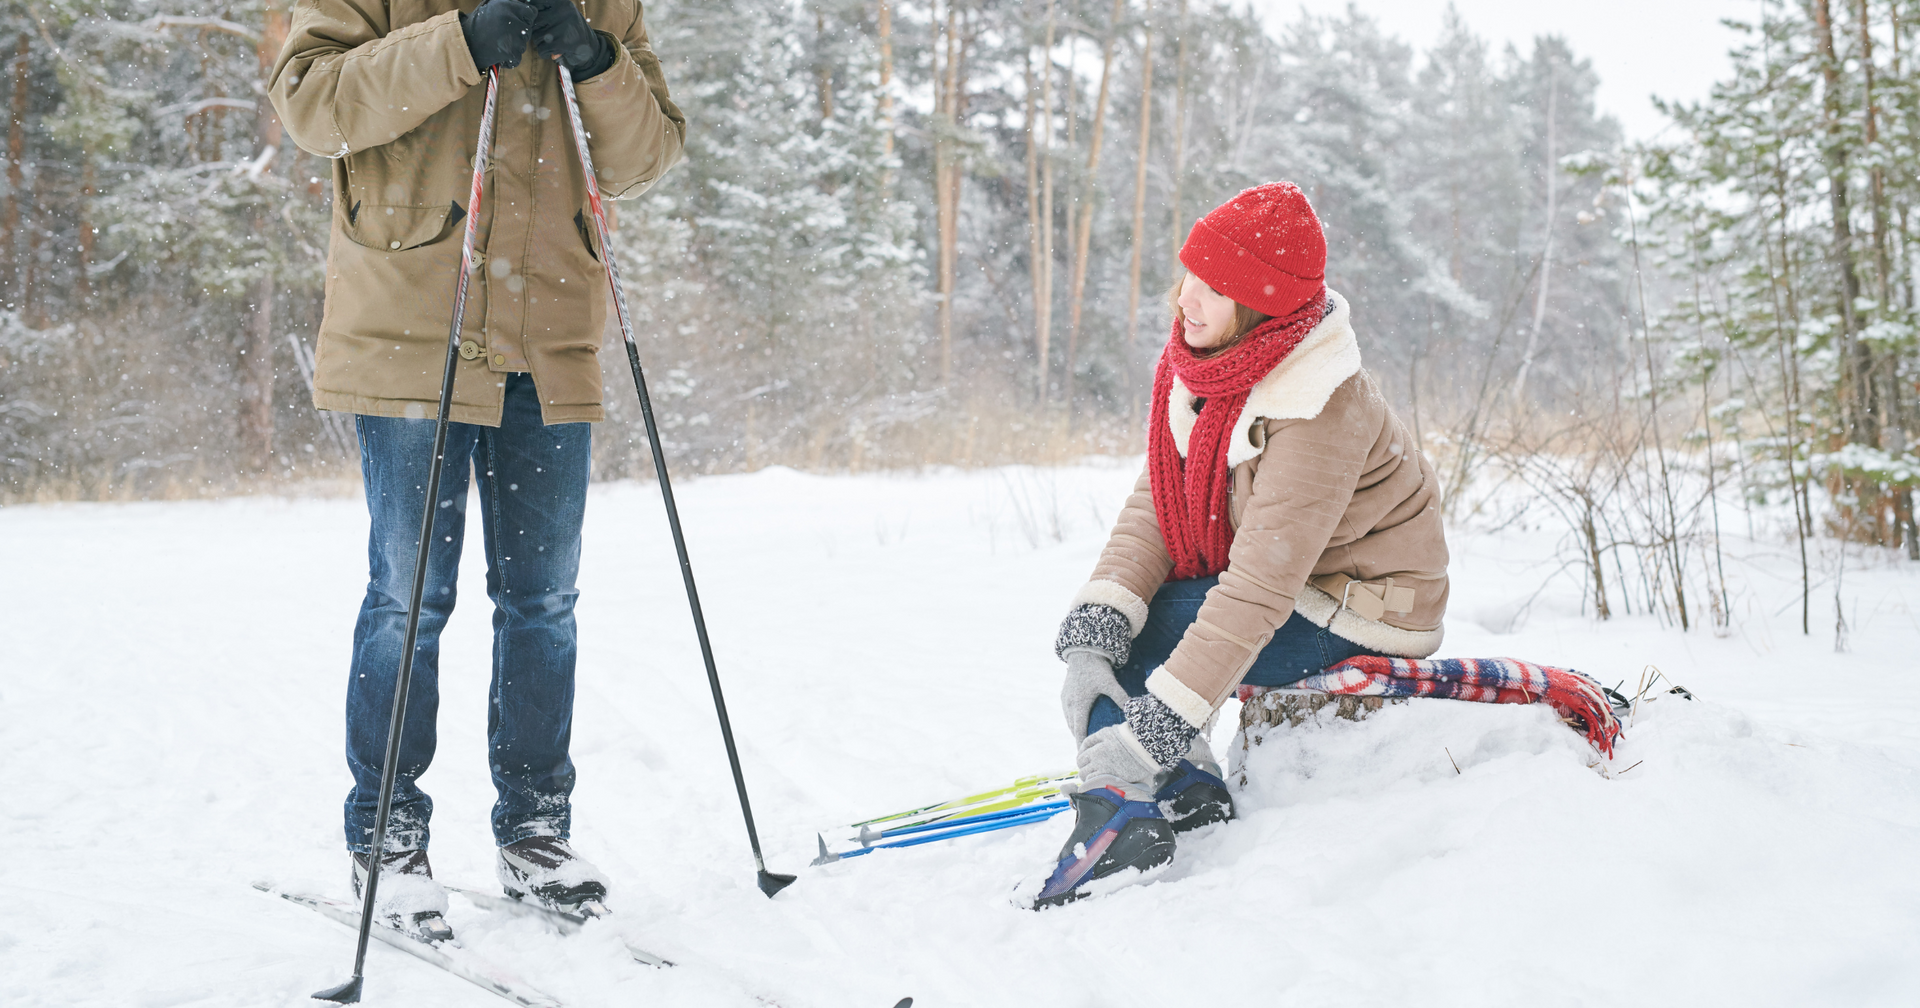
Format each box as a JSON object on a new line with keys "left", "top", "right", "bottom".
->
{"left": 1248, "top": 1, "right": 1748, "bottom": 141}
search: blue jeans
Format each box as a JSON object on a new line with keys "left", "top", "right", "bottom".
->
{"left": 1086, "top": 575, "right": 1388, "bottom": 736}
{"left": 344, "top": 373, "right": 591, "bottom": 853}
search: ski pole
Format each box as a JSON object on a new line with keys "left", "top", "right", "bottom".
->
{"left": 814, "top": 806, "right": 1071, "bottom": 864}
{"left": 850, "top": 771, "right": 1074, "bottom": 829}
{"left": 553, "top": 61, "right": 795, "bottom": 899}
{"left": 313, "top": 66, "right": 501, "bottom": 1007}
{"left": 857, "top": 800, "right": 1070, "bottom": 845}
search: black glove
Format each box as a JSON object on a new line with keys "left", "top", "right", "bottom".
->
{"left": 529, "top": 0, "right": 617, "bottom": 80}
{"left": 461, "top": 0, "right": 537, "bottom": 71}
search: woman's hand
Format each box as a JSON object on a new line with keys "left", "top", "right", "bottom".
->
{"left": 1056, "top": 602, "right": 1135, "bottom": 742}
{"left": 1061, "top": 651, "right": 1131, "bottom": 743}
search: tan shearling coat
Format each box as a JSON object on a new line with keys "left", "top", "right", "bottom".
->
{"left": 269, "top": 0, "right": 687, "bottom": 426}
{"left": 1070, "top": 291, "right": 1449, "bottom": 726}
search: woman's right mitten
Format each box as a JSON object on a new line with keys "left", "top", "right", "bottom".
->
{"left": 1055, "top": 603, "right": 1135, "bottom": 742}
{"left": 1061, "top": 651, "right": 1131, "bottom": 743}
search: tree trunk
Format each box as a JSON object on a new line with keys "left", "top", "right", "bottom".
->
{"left": 239, "top": 2, "right": 291, "bottom": 471}
{"left": 934, "top": 2, "right": 962, "bottom": 384}
{"left": 1512, "top": 65, "right": 1557, "bottom": 406}
{"left": 1813, "top": 0, "right": 1876, "bottom": 448}
{"left": 1165, "top": 0, "right": 1188, "bottom": 256}
{"left": 6, "top": 33, "right": 29, "bottom": 313}
{"left": 1025, "top": 48, "right": 1040, "bottom": 398}
{"left": 1861, "top": 0, "right": 1899, "bottom": 545}
{"left": 1036, "top": 2, "right": 1057, "bottom": 405}
{"left": 815, "top": 10, "right": 832, "bottom": 120}
{"left": 1064, "top": 0, "right": 1123, "bottom": 409}
{"left": 77, "top": 156, "right": 94, "bottom": 305}
{"left": 877, "top": 0, "right": 893, "bottom": 160}
{"left": 1124, "top": 2, "right": 1155, "bottom": 420}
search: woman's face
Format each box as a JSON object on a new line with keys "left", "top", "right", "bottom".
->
{"left": 1176, "top": 273, "right": 1239, "bottom": 350}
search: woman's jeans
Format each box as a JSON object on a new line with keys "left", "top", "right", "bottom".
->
{"left": 1085, "top": 575, "right": 1388, "bottom": 737}
{"left": 344, "top": 373, "right": 590, "bottom": 853}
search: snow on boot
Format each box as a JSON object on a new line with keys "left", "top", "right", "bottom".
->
{"left": 1154, "top": 738, "right": 1235, "bottom": 833}
{"left": 1029, "top": 777, "right": 1176, "bottom": 910}
{"left": 497, "top": 836, "right": 609, "bottom": 913}
{"left": 351, "top": 848, "right": 454, "bottom": 944}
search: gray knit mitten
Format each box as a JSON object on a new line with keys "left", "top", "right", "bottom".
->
{"left": 1053, "top": 603, "right": 1132, "bottom": 666}
{"left": 1122, "top": 693, "right": 1202, "bottom": 770}
{"left": 1056, "top": 604, "right": 1136, "bottom": 742}
{"left": 1074, "top": 723, "right": 1163, "bottom": 787}
{"left": 1060, "top": 652, "right": 1129, "bottom": 744}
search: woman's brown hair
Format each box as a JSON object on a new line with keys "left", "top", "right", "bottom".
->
{"left": 1166, "top": 268, "right": 1271, "bottom": 357}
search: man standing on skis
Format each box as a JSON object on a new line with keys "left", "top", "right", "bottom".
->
{"left": 269, "top": 0, "right": 685, "bottom": 938}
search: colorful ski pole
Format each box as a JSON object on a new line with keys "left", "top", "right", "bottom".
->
{"left": 850, "top": 772, "right": 1074, "bottom": 830}
{"left": 313, "top": 66, "right": 502, "bottom": 1007}
{"left": 814, "top": 805, "right": 1070, "bottom": 864}
{"left": 857, "top": 800, "right": 1070, "bottom": 846}
{"left": 553, "top": 61, "right": 795, "bottom": 898}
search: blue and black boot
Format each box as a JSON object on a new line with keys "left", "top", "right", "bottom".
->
{"left": 1031, "top": 780, "right": 1176, "bottom": 909}
{"left": 1154, "top": 755, "right": 1235, "bottom": 833}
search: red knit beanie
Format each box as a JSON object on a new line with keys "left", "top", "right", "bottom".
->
{"left": 1177, "top": 182, "right": 1326, "bottom": 318}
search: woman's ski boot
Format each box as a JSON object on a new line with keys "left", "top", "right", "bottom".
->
{"left": 1154, "top": 753, "right": 1235, "bottom": 833}
{"left": 1030, "top": 777, "right": 1176, "bottom": 909}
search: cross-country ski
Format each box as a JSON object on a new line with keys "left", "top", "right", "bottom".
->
{"left": 9, "top": 1, "right": 1920, "bottom": 1006}
{"left": 254, "top": 883, "right": 563, "bottom": 1008}
{"left": 446, "top": 886, "right": 673, "bottom": 968}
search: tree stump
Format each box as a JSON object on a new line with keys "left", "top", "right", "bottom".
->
{"left": 1232, "top": 690, "right": 1407, "bottom": 786}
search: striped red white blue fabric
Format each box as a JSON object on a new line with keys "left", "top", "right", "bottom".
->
{"left": 1282, "top": 655, "right": 1622, "bottom": 757}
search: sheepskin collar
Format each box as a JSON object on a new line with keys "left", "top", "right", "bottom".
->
{"left": 1167, "top": 289, "right": 1361, "bottom": 466}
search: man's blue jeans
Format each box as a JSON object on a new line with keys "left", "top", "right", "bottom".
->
{"left": 344, "top": 373, "right": 590, "bottom": 853}
{"left": 1086, "top": 575, "right": 1389, "bottom": 736}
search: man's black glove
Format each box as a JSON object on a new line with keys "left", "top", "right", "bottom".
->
{"left": 530, "top": 0, "right": 618, "bottom": 80}
{"left": 461, "top": 0, "right": 537, "bottom": 71}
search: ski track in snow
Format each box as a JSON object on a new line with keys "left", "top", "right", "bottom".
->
{"left": 2, "top": 460, "right": 1917, "bottom": 1007}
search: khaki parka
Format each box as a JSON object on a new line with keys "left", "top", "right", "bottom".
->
{"left": 1069, "top": 292, "right": 1449, "bottom": 726}
{"left": 269, "top": 0, "right": 687, "bottom": 426}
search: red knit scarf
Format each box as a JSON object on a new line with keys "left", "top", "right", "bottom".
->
{"left": 1149, "top": 290, "right": 1328, "bottom": 580}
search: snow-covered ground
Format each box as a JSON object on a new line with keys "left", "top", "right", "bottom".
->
{"left": 3, "top": 460, "right": 1917, "bottom": 1007}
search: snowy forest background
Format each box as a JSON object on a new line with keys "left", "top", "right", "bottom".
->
{"left": 1, "top": 1, "right": 1918, "bottom": 635}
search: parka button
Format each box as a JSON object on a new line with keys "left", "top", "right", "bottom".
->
{"left": 459, "top": 340, "right": 482, "bottom": 360}
{"left": 492, "top": 353, "right": 507, "bottom": 367}
{"left": 389, "top": 241, "right": 401, "bottom": 250}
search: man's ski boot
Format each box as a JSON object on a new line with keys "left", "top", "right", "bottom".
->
{"left": 350, "top": 848, "right": 455, "bottom": 944}
{"left": 497, "top": 836, "right": 610, "bottom": 915}
{"left": 1030, "top": 777, "right": 1176, "bottom": 910}
{"left": 1154, "top": 744, "right": 1236, "bottom": 833}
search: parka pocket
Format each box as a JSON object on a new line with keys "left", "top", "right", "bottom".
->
{"left": 573, "top": 210, "right": 600, "bottom": 262}
{"left": 343, "top": 202, "right": 459, "bottom": 252}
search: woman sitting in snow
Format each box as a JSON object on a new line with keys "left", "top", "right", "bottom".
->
{"left": 1035, "top": 182, "right": 1449, "bottom": 907}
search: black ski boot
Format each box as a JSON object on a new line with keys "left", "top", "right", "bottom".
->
{"left": 1153, "top": 756, "right": 1236, "bottom": 833}
{"left": 1030, "top": 779, "right": 1176, "bottom": 909}
{"left": 351, "top": 848, "right": 455, "bottom": 944}
{"left": 497, "top": 837, "right": 610, "bottom": 914}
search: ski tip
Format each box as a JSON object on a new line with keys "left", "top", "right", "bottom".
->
{"left": 757, "top": 870, "right": 798, "bottom": 898}
{"left": 892, "top": 999, "right": 913, "bottom": 1008}
{"left": 311, "top": 976, "right": 364, "bottom": 1004}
